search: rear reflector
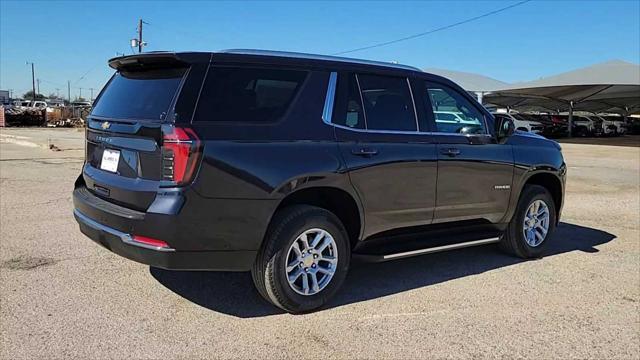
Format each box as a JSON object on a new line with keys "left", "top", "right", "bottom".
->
{"left": 132, "top": 235, "right": 171, "bottom": 249}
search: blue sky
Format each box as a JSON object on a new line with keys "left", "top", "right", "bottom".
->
{"left": 1, "top": 0, "right": 639, "bottom": 100}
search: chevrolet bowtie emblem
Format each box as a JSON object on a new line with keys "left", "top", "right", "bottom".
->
{"left": 101, "top": 121, "right": 111, "bottom": 130}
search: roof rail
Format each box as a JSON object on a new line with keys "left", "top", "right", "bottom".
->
{"left": 218, "top": 49, "right": 422, "bottom": 72}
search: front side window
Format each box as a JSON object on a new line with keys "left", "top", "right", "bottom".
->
{"left": 357, "top": 74, "right": 417, "bottom": 131}
{"left": 194, "top": 67, "right": 307, "bottom": 123}
{"left": 426, "top": 83, "right": 486, "bottom": 134}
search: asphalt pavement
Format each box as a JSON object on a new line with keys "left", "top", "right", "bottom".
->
{"left": 1, "top": 128, "right": 638, "bottom": 359}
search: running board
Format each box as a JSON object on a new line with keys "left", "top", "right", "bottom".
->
{"left": 354, "top": 237, "right": 501, "bottom": 262}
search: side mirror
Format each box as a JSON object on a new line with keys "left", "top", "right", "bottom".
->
{"left": 496, "top": 116, "right": 515, "bottom": 141}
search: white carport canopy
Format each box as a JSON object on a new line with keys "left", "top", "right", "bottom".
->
{"left": 424, "top": 68, "right": 508, "bottom": 103}
{"left": 483, "top": 60, "right": 640, "bottom": 135}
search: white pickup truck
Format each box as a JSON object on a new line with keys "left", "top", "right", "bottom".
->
{"left": 13, "top": 100, "right": 48, "bottom": 109}
{"left": 492, "top": 112, "right": 544, "bottom": 134}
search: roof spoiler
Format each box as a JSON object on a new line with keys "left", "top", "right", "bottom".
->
{"left": 108, "top": 52, "right": 190, "bottom": 71}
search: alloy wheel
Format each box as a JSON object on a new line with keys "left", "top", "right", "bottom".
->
{"left": 522, "top": 199, "right": 550, "bottom": 247}
{"left": 285, "top": 228, "right": 338, "bottom": 296}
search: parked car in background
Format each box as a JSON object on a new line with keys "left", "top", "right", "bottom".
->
{"left": 12, "top": 100, "right": 49, "bottom": 109}
{"left": 434, "top": 110, "right": 467, "bottom": 123}
{"left": 71, "top": 101, "right": 92, "bottom": 107}
{"left": 73, "top": 50, "right": 566, "bottom": 313}
{"left": 492, "top": 112, "right": 544, "bottom": 134}
{"left": 566, "top": 115, "right": 603, "bottom": 137}
{"left": 597, "top": 115, "right": 627, "bottom": 135}
{"left": 524, "top": 114, "right": 568, "bottom": 138}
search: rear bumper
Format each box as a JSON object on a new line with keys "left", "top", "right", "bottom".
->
{"left": 74, "top": 208, "right": 256, "bottom": 271}
{"left": 72, "top": 182, "right": 271, "bottom": 271}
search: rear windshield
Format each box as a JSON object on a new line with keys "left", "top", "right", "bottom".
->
{"left": 194, "top": 67, "right": 307, "bottom": 123}
{"left": 91, "top": 68, "right": 186, "bottom": 121}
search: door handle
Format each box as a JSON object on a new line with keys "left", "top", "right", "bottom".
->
{"left": 351, "top": 148, "right": 379, "bottom": 157}
{"left": 440, "top": 148, "right": 461, "bottom": 157}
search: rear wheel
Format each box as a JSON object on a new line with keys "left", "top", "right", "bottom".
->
{"left": 252, "top": 205, "right": 350, "bottom": 313}
{"left": 500, "top": 185, "right": 556, "bottom": 258}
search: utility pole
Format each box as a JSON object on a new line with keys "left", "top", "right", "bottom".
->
{"left": 67, "top": 81, "right": 71, "bottom": 102}
{"left": 36, "top": 79, "right": 40, "bottom": 95}
{"left": 138, "top": 18, "right": 143, "bottom": 53}
{"left": 89, "top": 88, "right": 94, "bottom": 101}
{"left": 26, "top": 61, "right": 36, "bottom": 100}
{"left": 131, "top": 19, "right": 147, "bottom": 53}
{"left": 79, "top": 87, "right": 83, "bottom": 99}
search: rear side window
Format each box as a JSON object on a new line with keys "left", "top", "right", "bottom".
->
{"left": 332, "top": 73, "right": 365, "bottom": 129}
{"left": 357, "top": 74, "right": 416, "bottom": 131}
{"left": 91, "top": 68, "right": 186, "bottom": 121}
{"left": 194, "top": 67, "right": 307, "bottom": 123}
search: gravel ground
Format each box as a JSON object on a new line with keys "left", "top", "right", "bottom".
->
{"left": 1, "top": 129, "right": 639, "bottom": 359}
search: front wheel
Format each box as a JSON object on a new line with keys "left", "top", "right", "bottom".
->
{"left": 251, "top": 205, "right": 350, "bottom": 313}
{"left": 500, "top": 185, "right": 557, "bottom": 258}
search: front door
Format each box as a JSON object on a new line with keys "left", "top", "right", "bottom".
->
{"left": 424, "top": 81, "right": 514, "bottom": 224}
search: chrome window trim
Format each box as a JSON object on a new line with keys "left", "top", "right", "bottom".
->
{"left": 327, "top": 121, "right": 492, "bottom": 138}
{"left": 320, "top": 71, "right": 493, "bottom": 139}
{"left": 322, "top": 72, "right": 338, "bottom": 123}
{"left": 74, "top": 209, "right": 175, "bottom": 252}
{"left": 406, "top": 77, "right": 420, "bottom": 132}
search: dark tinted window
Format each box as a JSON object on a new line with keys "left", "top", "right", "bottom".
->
{"left": 426, "top": 83, "right": 486, "bottom": 134}
{"left": 194, "top": 67, "right": 307, "bottom": 123}
{"left": 357, "top": 74, "right": 416, "bottom": 131}
{"left": 332, "top": 73, "right": 365, "bottom": 129}
{"left": 92, "top": 68, "right": 186, "bottom": 120}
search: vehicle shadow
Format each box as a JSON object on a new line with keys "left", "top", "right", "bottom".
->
{"left": 150, "top": 222, "right": 615, "bottom": 318}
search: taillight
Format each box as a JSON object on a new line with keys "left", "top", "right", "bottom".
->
{"left": 161, "top": 125, "right": 201, "bottom": 186}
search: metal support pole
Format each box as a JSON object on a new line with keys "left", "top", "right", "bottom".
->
{"left": 567, "top": 101, "right": 574, "bottom": 138}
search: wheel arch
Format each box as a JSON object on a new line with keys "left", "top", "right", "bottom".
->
{"left": 521, "top": 171, "right": 563, "bottom": 223}
{"left": 271, "top": 186, "right": 363, "bottom": 249}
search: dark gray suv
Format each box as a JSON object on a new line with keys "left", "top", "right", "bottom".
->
{"left": 73, "top": 50, "right": 566, "bottom": 313}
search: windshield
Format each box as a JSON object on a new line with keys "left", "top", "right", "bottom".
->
{"left": 91, "top": 67, "right": 186, "bottom": 121}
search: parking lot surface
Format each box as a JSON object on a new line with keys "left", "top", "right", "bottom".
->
{"left": 1, "top": 128, "right": 639, "bottom": 359}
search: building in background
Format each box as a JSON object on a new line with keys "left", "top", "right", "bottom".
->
{"left": 0, "top": 90, "right": 9, "bottom": 105}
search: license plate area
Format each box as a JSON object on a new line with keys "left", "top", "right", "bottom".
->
{"left": 100, "top": 149, "right": 120, "bottom": 173}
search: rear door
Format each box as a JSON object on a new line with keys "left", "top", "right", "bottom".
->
{"left": 422, "top": 81, "right": 514, "bottom": 224}
{"left": 332, "top": 72, "right": 438, "bottom": 239}
{"left": 83, "top": 60, "right": 197, "bottom": 211}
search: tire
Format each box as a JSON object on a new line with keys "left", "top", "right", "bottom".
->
{"left": 251, "top": 205, "right": 351, "bottom": 313}
{"left": 575, "top": 127, "right": 588, "bottom": 137}
{"left": 500, "top": 185, "right": 557, "bottom": 259}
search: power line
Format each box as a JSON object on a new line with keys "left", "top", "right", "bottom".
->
{"left": 332, "top": 0, "right": 532, "bottom": 56}
{"left": 74, "top": 64, "right": 100, "bottom": 85}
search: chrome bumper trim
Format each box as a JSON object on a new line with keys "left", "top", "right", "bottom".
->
{"left": 74, "top": 209, "right": 175, "bottom": 252}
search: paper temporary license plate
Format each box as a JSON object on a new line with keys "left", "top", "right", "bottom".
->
{"left": 100, "top": 149, "right": 120, "bottom": 173}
